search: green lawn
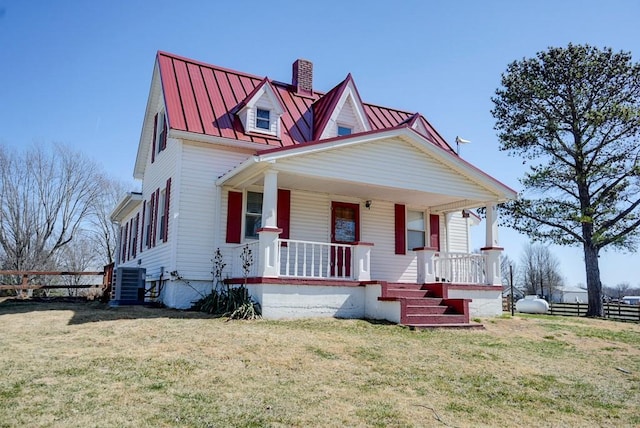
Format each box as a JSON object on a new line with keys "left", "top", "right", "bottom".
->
{"left": 1, "top": 299, "right": 639, "bottom": 427}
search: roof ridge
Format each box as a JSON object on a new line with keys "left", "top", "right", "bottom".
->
{"left": 157, "top": 50, "right": 268, "bottom": 83}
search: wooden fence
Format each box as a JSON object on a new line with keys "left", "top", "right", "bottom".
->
{"left": 548, "top": 302, "right": 640, "bottom": 322}
{"left": 504, "top": 298, "right": 640, "bottom": 322}
{"left": 0, "top": 269, "right": 110, "bottom": 296}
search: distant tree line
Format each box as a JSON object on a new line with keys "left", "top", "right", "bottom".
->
{"left": 502, "top": 243, "right": 640, "bottom": 302}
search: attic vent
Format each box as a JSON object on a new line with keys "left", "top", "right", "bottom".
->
{"left": 110, "top": 267, "right": 146, "bottom": 306}
{"left": 292, "top": 59, "right": 313, "bottom": 95}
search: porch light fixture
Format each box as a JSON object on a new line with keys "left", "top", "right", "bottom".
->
{"left": 462, "top": 209, "right": 470, "bottom": 218}
{"left": 365, "top": 200, "right": 372, "bottom": 209}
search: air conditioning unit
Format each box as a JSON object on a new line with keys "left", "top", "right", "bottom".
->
{"left": 110, "top": 267, "right": 146, "bottom": 306}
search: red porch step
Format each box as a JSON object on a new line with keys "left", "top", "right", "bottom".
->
{"left": 378, "top": 282, "right": 480, "bottom": 329}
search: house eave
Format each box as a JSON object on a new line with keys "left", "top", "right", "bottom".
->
{"left": 110, "top": 192, "right": 143, "bottom": 223}
{"left": 169, "top": 129, "right": 271, "bottom": 151}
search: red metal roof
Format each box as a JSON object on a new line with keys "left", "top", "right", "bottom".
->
{"left": 157, "top": 51, "right": 455, "bottom": 153}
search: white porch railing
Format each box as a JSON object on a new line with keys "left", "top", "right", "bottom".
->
{"left": 434, "top": 252, "right": 487, "bottom": 284}
{"left": 278, "top": 239, "right": 353, "bottom": 279}
{"left": 231, "top": 241, "right": 260, "bottom": 278}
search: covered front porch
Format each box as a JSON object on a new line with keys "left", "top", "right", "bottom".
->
{"left": 216, "top": 128, "right": 516, "bottom": 322}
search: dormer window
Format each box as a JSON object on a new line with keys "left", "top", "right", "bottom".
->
{"left": 256, "top": 109, "right": 270, "bottom": 130}
{"left": 337, "top": 125, "right": 352, "bottom": 136}
{"left": 237, "top": 78, "right": 285, "bottom": 138}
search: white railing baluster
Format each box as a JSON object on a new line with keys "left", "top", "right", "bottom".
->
{"left": 431, "top": 252, "right": 488, "bottom": 285}
{"left": 270, "top": 239, "right": 354, "bottom": 280}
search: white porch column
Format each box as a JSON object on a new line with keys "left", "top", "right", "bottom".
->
{"left": 482, "top": 204, "right": 502, "bottom": 285}
{"left": 415, "top": 247, "right": 438, "bottom": 284}
{"left": 262, "top": 169, "right": 278, "bottom": 228}
{"left": 257, "top": 169, "right": 281, "bottom": 278}
{"left": 485, "top": 204, "right": 499, "bottom": 248}
{"left": 352, "top": 242, "right": 374, "bottom": 281}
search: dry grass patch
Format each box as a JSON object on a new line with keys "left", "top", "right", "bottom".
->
{"left": 1, "top": 299, "right": 639, "bottom": 427}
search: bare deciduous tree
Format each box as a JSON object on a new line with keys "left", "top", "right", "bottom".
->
{"left": 0, "top": 143, "right": 103, "bottom": 274}
{"left": 519, "top": 243, "right": 564, "bottom": 299}
{"left": 87, "top": 178, "right": 130, "bottom": 265}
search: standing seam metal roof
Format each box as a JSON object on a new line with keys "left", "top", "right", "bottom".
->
{"left": 157, "top": 51, "right": 455, "bottom": 153}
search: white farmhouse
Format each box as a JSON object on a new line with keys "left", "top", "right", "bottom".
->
{"left": 110, "top": 52, "right": 517, "bottom": 327}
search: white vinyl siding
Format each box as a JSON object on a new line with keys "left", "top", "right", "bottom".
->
{"left": 321, "top": 97, "right": 366, "bottom": 139}
{"left": 177, "top": 142, "right": 253, "bottom": 280}
{"left": 447, "top": 211, "right": 472, "bottom": 253}
{"left": 127, "top": 136, "right": 180, "bottom": 276}
{"left": 362, "top": 200, "right": 417, "bottom": 282}
{"left": 273, "top": 137, "right": 498, "bottom": 201}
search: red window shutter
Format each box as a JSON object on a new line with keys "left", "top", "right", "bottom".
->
{"left": 133, "top": 212, "right": 139, "bottom": 257}
{"left": 152, "top": 188, "right": 160, "bottom": 246}
{"left": 148, "top": 194, "right": 155, "bottom": 248}
{"left": 151, "top": 113, "right": 158, "bottom": 163}
{"left": 394, "top": 204, "right": 406, "bottom": 255}
{"left": 128, "top": 218, "right": 134, "bottom": 260}
{"left": 430, "top": 214, "right": 440, "bottom": 251}
{"left": 226, "top": 191, "right": 243, "bottom": 244}
{"left": 122, "top": 223, "right": 128, "bottom": 262}
{"left": 163, "top": 178, "right": 171, "bottom": 242}
{"left": 119, "top": 226, "right": 124, "bottom": 262}
{"left": 160, "top": 115, "right": 168, "bottom": 150}
{"left": 140, "top": 201, "right": 146, "bottom": 253}
{"left": 277, "top": 189, "right": 290, "bottom": 240}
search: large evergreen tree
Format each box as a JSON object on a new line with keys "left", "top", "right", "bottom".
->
{"left": 492, "top": 44, "right": 640, "bottom": 317}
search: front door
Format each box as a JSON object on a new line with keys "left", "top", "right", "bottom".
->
{"left": 331, "top": 202, "right": 360, "bottom": 277}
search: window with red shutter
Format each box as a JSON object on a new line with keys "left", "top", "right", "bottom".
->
{"left": 152, "top": 188, "right": 160, "bottom": 246}
{"left": 140, "top": 202, "right": 146, "bottom": 252}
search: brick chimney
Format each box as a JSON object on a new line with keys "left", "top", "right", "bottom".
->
{"left": 292, "top": 59, "right": 313, "bottom": 95}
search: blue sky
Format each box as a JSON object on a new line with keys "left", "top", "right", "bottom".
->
{"left": 1, "top": 0, "right": 640, "bottom": 288}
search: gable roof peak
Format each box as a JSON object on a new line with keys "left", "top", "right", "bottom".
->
{"left": 312, "top": 73, "right": 371, "bottom": 141}
{"left": 236, "top": 76, "right": 285, "bottom": 114}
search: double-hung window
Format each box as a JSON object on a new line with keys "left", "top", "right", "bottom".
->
{"left": 256, "top": 109, "right": 270, "bottom": 130}
{"left": 407, "top": 210, "right": 426, "bottom": 250}
{"left": 144, "top": 200, "right": 152, "bottom": 247}
{"left": 245, "top": 191, "right": 263, "bottom": 239}
{"left": 158, "top": 189, "right": 166, "bottom": 242}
